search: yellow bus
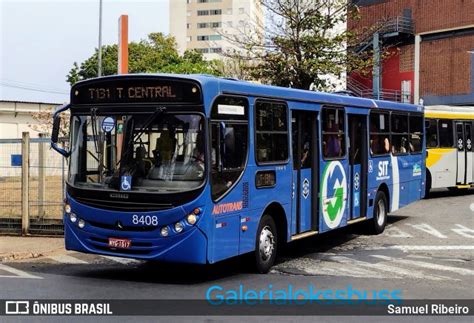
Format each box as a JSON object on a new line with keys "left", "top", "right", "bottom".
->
{"left": 425, "top": 105, "right": 474, "bottom": 194}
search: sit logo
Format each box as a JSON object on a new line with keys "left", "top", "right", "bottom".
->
{"left": 376, "top": 160, "right": 390, "bottom": 180}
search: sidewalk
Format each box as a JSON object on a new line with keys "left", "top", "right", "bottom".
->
{"left": 0, "top": 236, "right": 64, "bottom": 261}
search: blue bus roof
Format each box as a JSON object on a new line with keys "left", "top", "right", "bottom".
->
{"left": 75, "top": 73, "right": 423, "bottom": 113}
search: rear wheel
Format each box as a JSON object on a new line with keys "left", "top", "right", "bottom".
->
{"left": 368, "top": 191, "right": 387, "bottom": 234}
{"left": 254, "top": 215, "right": 277, "bottom": 274}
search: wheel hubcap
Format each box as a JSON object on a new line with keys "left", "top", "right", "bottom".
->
{"left": 377, "top": 199, "right": 386, "bottom": 226}
{"left": 259, "top": 226, "right": 275, "bottom": 261}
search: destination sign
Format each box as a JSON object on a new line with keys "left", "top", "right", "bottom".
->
{"left": 71, "top": 78, "right": 202, "bottom": 105}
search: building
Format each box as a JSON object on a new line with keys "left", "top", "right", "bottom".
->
{"left": 0, "top": 100, "right": 61, "bottom": 139}
{"left": 169, "top": 0, "right": 264, "bottom": 60}
{"left": 347, "top": 0, "right": 474, "bottom": 106}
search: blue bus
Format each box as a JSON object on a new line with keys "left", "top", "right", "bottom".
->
{"left": 51, "top": 74, "right": 425, "bottom": 273}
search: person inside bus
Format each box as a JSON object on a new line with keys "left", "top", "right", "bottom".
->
{"left": 191, "top": 132, "right": 205, "bottom": 173}
{"left": 400, "top": 137, "right": 408, "bottom": 153}
{"left": 370, "top": 123, "right": 390, "bottom": 154}
{"left": 384, "top": 137, "right": 390, "bottom": 153}
{"left": 301, "top": 141, "right": 310, "bottom": 167}
{"left": 132, "top": 146, "right": 148, "bottom": 179}
{"left": 152, "top": 128, "right": 176, "bottom": 166}
{"left": 325, "top": 125, "right": 341, "bottom": 158}
{"left": 301, "top": 133, "right": 311, "bottom": 167}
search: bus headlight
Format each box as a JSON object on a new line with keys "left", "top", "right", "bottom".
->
{"left": 160, "top": 226, "right": 169, "bottom": 237}
{"left": 78, "top": 219, "right": 85, "bottom": 229}
{"left": 69, "top": 213, "right": 77, "bottom": 223}
{"left": 186, "top": 214, "right": 197, "bottom": 225}
{"left": 64, "top": 203, "right": 71, "bottom": 214}
{"left": 174, "top": 222, "right": 184, "bottom": 233}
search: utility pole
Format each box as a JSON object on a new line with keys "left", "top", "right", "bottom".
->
{"left": 372, "top": 32, "right": 381, "bottom": 100}
{"left": 118, "top": 15, "right": 129, "bottom": 74}
{"left": 98, "top": 0, "right": 103, "bottom": 77}
{"left": 21, "top": 132, "right": 30, "bottom": 235}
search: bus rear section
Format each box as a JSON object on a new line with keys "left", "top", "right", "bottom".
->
{"left": 425, "top": 106, "right": 474, "bottom": 193}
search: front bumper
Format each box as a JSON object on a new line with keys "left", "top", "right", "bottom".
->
{"left": 64, "top": 215, "right": 208, "bottom": 264}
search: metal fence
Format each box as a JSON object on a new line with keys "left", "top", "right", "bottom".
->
{"left": 0, "top": 133, "right": 67, "bottom": 235}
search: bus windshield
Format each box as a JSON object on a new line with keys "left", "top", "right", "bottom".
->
{"left": 68, "top": 112, "right": 205, "bottom": 193}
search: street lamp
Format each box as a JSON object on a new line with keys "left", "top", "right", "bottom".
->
{"left": 98, "top": 0, "right": 103, "bottom": 77}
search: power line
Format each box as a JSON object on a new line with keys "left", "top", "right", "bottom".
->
{"left": 0, "top": 80, "right": 69, "bottom": 95}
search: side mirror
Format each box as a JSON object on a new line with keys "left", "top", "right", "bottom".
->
{"left": 51, "top": 104, "right": 71, "bottom": 157}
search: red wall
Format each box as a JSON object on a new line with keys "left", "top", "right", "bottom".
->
{"left": 349, "top": 48, "right": 414, "bottom": 101}
{"left": 382, "top": 48, "right": 414, "bottom": 95}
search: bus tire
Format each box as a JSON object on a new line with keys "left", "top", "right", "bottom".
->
{"left": 424, "top": 171, "right": 431, "bottom": 198}
{"left": 368, "top": 191, "right": 388, "bottom": 235}
{"left": 254, "top": 214, "right": 277, "bottom": 274}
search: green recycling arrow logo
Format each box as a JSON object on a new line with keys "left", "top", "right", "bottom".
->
{"left": 321, "top": 161, "right": 347, "bottom": 229}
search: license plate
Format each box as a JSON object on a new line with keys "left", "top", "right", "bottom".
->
{"left": 108, "top": 237, "right": 131, "bottom": 249}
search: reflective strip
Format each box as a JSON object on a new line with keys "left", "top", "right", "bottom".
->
{"left": 390, "top": 155, "right": 400, "bottom": 212}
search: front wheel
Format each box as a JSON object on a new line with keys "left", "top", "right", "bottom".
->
{"left": 368, "top": 191, "right": 388, "bottom": 234}
{"left": 254, "top": 215, "right": 277, "bottom": 274}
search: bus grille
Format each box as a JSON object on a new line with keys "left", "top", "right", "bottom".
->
{"left": 88, "top": 220, "right": 157, "bottom": 232}
{"left": 74, "top": 196, "right": 173, "bottom": 212}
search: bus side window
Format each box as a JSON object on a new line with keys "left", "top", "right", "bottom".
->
{"left": 438, "top": 119, "right": 454, "bottom": 148}
{"left": 322, "top": 107, "right": 346, "bottom": 159}
{"left": 391, "top": 113, "right": 409, "bottom": 155}
{"left": 369, "top": 112, "right": 390, "bottom": 155}
{"left": 255, "top": 101, "right": 289, "bottom": 164}
{"left": 426, "top": 119, "right": 438, "bottom": 148}
{"left": 409, "top": 114, "right": 423, "bottom": 153}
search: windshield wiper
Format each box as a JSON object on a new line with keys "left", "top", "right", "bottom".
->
{"left": 90, "top": 108, "right": 107, "bottom": 181}
{"left": 114, "top": 107, "right": 166, "bottom": 178}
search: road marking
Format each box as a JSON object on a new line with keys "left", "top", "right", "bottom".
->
{"left": 329, "top": 256, "right": 452, "bottom": 281}
{"left": 405, "top": 223, "right": 447, "bottom": 239}
{"left": 276, "top": 258, "right": 388, "bottom": 279}
{"left": 99, "top": 255, "right": 141, "bottom": 265}
{"left": 49, "top": 254, "right": 89, "bottom": 264}
{"left": 275, "top": 254, "right": 464, "bottom": 281}
{"left": 384, "top": 226, "right": 413, "bottom": 238}
{"left": 386, "top": 245, "right": 474, "bottom": 251}
{"left": 0, "top": 264, "right": 42, "bottom": 279}
{"left": 406, "top": 254, "right": 432, "bottom": 260}
{"left": 371, "top": 255, "right": 474, "bottom": 276}
{"left": 451, "top": 224, "right": 474, "bottom": 238}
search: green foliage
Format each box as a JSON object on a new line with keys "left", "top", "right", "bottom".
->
{"left": 66, "top": 33, "right": 222, "bottom": 86}
{"left": 228, "top": 0, "right": 374, "bottom": 90}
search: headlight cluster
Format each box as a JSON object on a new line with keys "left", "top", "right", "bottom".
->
{"left": 160, "top": 208, "right": 201, "bottom": 237}
{"left": 65, "top": 203, "right": 86, "bottom": 229}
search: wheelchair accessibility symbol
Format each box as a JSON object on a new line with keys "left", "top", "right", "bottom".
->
{"left": 121, "top": 176, "right": 132, "bottom": 191}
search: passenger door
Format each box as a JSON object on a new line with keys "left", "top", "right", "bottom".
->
{"left": 292, "top": 111, "right": 318, "bottom": 233}
{"left": 456, "top": 122, "right": 473, "bottom": 185}
{"left": 348, "top": 114, "right": 368, "bottom": 219}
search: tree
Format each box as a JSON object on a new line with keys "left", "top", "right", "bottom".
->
{"left": 30, "top": 108, "right": 69, "bottom": 139}
{"left": 66, "top": 33, "right": 222, "bottom": 85}
{"left": 224, "top": 0, "right": 374, "bottom": 90}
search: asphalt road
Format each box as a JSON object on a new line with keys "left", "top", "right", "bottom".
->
{"left": 0, "top": 189, "right": 473, "bottom": 322}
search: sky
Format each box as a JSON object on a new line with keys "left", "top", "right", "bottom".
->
{"left": 0, "top": 0, "right": 169, "bottom": 103}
